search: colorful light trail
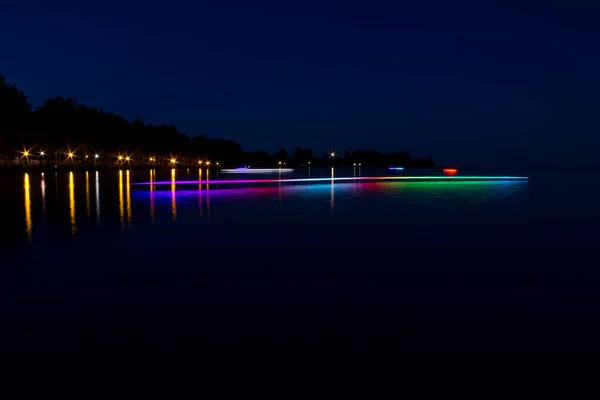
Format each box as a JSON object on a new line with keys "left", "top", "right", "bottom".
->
{"left": 134, "top": 175, "right": 529, "bottom": 186}
{"left": 221, "top": 168, "right": 294, "bottom": 173}
{"left": 389, "top": 167, "right": 404, "bottom": 170}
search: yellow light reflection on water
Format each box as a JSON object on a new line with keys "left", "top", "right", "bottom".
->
{"left": 126, "top": 170, "right": 132, "bottom": 227}
{"left": 85, "top": 171, "right": 91, "bottom": 219}
{"left": 95, "top": 171, "right": 100, "bottom": 224}
{"left": 24, "top": 173, "right": 32, "bottom": 241}
{"left": 149, "top": 169, "right": 155, "bottom": 223}
{"left": 171, "top": 168, "right": 177, "bottom": 221}
{"left": 119, "top": 170, "right": 124, "bottom": 229}
{"left": 69, "top": 171, "right": 76, "bottom": 238}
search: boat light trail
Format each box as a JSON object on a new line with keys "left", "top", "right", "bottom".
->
{"left": 443, "top": 168, "right": 458, "bottom": 174}
{"left": 134, "top": 176, "right": 528, "bottom": 186}
{"left": 221, "top": 168, "right": 294, "bottom": 173}
{"left": 389, "top": 167, "right": 404, "bottom": 170}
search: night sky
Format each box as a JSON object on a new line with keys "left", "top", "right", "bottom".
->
{"left": 1, "top": 0, "right": 599, "bottom": 167}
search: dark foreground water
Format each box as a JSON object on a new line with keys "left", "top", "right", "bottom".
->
{"left": 2, "top": 168, "right": 600, "bottom": 377}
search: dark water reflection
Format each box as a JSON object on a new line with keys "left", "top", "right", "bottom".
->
{"left": 3, "top": 169, "right": 600, "bottom": 375}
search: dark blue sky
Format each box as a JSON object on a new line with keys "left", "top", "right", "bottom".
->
{"left": 1, "top": 0, "right": 599, "bottom": 166}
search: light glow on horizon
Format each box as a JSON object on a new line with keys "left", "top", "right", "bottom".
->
{"left": 443, "top": 168, "right": 458, "bottom": 174}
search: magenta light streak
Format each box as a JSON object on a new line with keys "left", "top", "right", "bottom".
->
{"left": 133, "top": 176, "right": 529, "bottom": 186}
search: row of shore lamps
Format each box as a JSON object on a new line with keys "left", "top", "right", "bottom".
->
{"left": 18, "top": 148, "right": 219, "bottom": 167}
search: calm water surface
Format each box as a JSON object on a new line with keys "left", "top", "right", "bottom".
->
{"left": 2, "top": 168, "right": 600, "bottom": 375}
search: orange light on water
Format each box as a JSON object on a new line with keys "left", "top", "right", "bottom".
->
{"left": 24, "top": 173, "right": 32, "bottom": 241}
{"left": 443, "top": 168, "right": 458, "bottom": 175}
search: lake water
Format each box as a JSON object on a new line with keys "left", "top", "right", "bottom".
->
{"left": 3, "top": 168, "right": 600, "bottom": 376}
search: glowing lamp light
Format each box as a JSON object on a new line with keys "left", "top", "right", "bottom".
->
{"left": 206, "top": 161, "right": 210, "bottom": 166}
{"left": 389, "top": 167, "right": 404, "bottom": 170}
{"left": 95, "top": 154, "right": 99, "bottom": 159}
{"left": 443, "top": 168, "right": 458, "bottom": 174}
{"left": 40, "top": 151, "right": 45, "bottom": 156}
{"left": 118, "top": 156, "right": 123, "bottom": 160}
{"left": 171, "top": 159, "right": 177, "bottom": 163}
{"left": 125, "top": 156, "right": 131, "bottom": 161}
{"left": 68, "top": 152, "right": 74, "bottom": 158}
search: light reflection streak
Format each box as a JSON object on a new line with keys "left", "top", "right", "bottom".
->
{"left": 126, "top": 170, "right": 132, "bottom": 227}
{"left": 41, "top": 173, "right": 46, "bottom": 218}
{"left": 198, "top": 168, "right": 203, "bottom": 218}
{"left": 119, "top": 170, "right": 124, "bottom": 229}
{"left": 95, "top": 171, "right": 100, "bottom": 225}
{"left": 331, "top": 167, "right": 335, "bottom": 214}
{"left": 206, "top": 169, "right": 210, "bottom": 220}
{"left": 24, "top": 173, "right": 32, "bottom": 241}
{"left": 171, "top": 168, "right": 177, "bottom": 221}
{"left": 149, "top": 169, "right": 155, "bottom": 223}
{"left": 85, "top": 171, "right": 90, "bottom": 219}
{"left": 69, "top": 171, "right": 76, "bottom": 238}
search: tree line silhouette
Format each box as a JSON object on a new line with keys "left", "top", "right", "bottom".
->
{"left": 0, "top": 74, "right": 435, "bottom": 168}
